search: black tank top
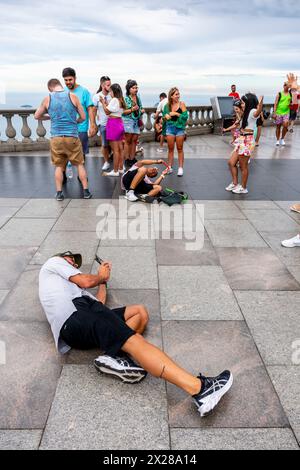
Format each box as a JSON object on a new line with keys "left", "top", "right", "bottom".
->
{"left": 171, "top": 107, "right": 183, "bottom": 122}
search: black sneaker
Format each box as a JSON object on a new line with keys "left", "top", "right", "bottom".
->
{"left": 83, "top": 189, "right": 92, "bottom": 199}
{"left": 193, "top": 370, "right": 233, "bottom": 417}
{"left": 55, "top": 191, "right": 64, "bottom": 201}
{"left": 137, "top": 194, "right": 155, "bottom": 204}
{"left": 94, "top": 354, "right": 147, "bottom": 383}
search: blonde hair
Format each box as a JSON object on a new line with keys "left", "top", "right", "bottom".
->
{"left": 168, "top": 87, "right": 179, "bottom": 110}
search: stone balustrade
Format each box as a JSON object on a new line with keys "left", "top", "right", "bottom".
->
{"left": 0, "top": 104, "right": 298, "bottom": 152}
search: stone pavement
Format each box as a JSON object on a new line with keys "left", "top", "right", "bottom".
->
{"left": 0, "top": 129, "right": 300, "bottom": 450}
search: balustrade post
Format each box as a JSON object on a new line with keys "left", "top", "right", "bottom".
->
{"left": 3, "top": 112, "right": 17, "bottom": 142}
{"left": 145, "top": 111, "right": 153, "bottom": 131}
{"left": 194, "top": 109, "right": 200, "bottom": 127}
{"left": 187, "top": 109, "right": 194, "bottom": 128}
{"left": 19, "top": 112, "right": 32, "bottom": 143}
{"left": 36, "top": 120, "right": 47, "bottom": 141}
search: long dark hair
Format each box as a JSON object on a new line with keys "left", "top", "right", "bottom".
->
{"left": 126, "top": 79, "right": 138, "bottom": 97}
{"left": 96, "top": 76, "right": 111, "bottom": 94}
{"left": 241, "top": 93, "right": 259, "bottom": 129}
{"left": 168, "top": 87, "right": 179, "bottom": 111}
{"left": 110, "top": 83, "right": 126, "bottom": 109}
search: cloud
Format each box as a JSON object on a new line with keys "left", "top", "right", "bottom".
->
{"left": 0, "top": 0, "right": 299, "bottom": 96}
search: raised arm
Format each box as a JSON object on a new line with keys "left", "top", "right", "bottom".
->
{"left": 136, "top": 159, "right": 165, "bottom": 167}
{"left": 69, "top": 262, "right": 111, "bottom": 289}
{"left": 253, "top": 96, "right": 264, "bottom": 119}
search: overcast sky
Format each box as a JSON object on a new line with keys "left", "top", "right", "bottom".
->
{"left": 0, "top": 0, "right": 299, "bottom": 101}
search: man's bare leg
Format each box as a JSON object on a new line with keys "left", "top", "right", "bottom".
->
{"left": 148, "top": 185, "right": 162, "bottom": 197}
{"left": 129, "top": 167, "right": 147, "bottom": 190}
{"left": 55, "top": 167, "right": 64, "bottom": 191}
{"left": 122, "top": 334, "right": 201, "bottom": 396}
{"left": 77, "top": 164, "right": 89, "bottom": 189}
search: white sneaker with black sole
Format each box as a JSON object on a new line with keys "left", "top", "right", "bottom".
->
{"left": 102, "top": 161, "right": 110, "bottom": 171}
{"left": 225, "top": 182, "right": 238, "bottom": 192}
{"left": 125, "top": 190, "right": 138, "bottom": 202}
{"left": 193, "top": 370, "right": 233, "bottom": 417}
{"left": 232, "top": 185, "right": 248, "bottom": 194}
{"left": 94, "top": 354, "right": 147, "bottom": 383}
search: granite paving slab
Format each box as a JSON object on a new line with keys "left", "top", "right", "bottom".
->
{"left": 53, "top": 207, "right": 106, "bottom": 232}
{"left": 0, "top": 218, "right": 56, "bottom": 247}
{"left": 0, "top": 430, "right": 43, "bottom": 450}
{"left": 163, "top": 321, "right": 288, "bottom": 428}
{"left": 0, "top": 267, "right": 44, "bottom": 321}
{"left": 14, "top": 198, "right": 70, "bottom": 218}
{"left": 205, "top": 220, "right": 267, "bottom": 248}
{"left": 260, "top": 231, "right": 300, "bottom": 266}
{"left": 0, "top": 321, "right": 64, "bottom": 429}
{"left": 242, "top": 209, "right": 300, "bottom": 233}
{"left": 170, "top": 428, "right": 299, "bottom": 450}
{"left": 0, "top": 198, "right": 28, "bottom": 208}
{"left": 268, "top": 366, "right": 300, "bottom": 444}
{"left": 99, "top": 217, "right": 155, "bottom": 246}
{"left": 217, "top": 248, "right": 300, "bottom": 291}
{"left": 0, "top": 290, "right": 9, "bottom": 306}
{"left": 234, "top": 201, "right": 279, "bottom": 210}
{"left": 235, "top": 291, "right": 300, "bottom": 365}
{"left": 30, "top": 231, "right": 100, "bottom": 266}
{"left": 156, "top": 232, "right": 219, "bottom": 266}
{"left": 95, "top": 247, "right": 158, "bottom": 289}
{"left": 159, "top": 266, "right": 242, "bottom": 320}
{"left": 40, "top": 365, "right": 169, "bottom": 450}
{"left": 195, "top": 201, "right": 245, "bottom": 220}
{"left": 0, "top": 247, "right": 37, "bottom": 289}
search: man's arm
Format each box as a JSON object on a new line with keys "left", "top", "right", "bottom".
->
{"left": 274, "top": 93, "right": 279, "bottom": 115}
{"left": 87, "top": 105, "right": 97, "bottom": 137}
{"left": 69, "top": 262, "right": 111, "bottom": 289}
{"left": 136, "top": 159, "right": 164, "bottom": 167}
{"left": 70, "top": 94, "right": 86, "bottom": 123}
{"left": 34, "top": 97, "right": 50, "bottom": 120}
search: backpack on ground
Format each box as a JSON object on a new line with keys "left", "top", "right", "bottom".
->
{"left": 158, "top": 188, "right": 188, "bottom": 206}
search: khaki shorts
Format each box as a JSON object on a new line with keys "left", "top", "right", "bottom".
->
{"left": 50, "top": 136, "right": 84, "bottom": 167}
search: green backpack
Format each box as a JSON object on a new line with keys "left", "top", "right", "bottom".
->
{"left": 159, "top": 188, "right": 188, "bottom": 206}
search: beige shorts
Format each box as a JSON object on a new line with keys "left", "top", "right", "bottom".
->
{"left": 50, "top": 136, "right": 84, "bottom": 167}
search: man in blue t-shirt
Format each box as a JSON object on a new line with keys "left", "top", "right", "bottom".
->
{"left": 62, "top": 67, "right": 97, "bottom": 160}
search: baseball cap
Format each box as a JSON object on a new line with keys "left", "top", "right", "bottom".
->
{"left": 53, "top": 251, "right": 82, "bottom": 268}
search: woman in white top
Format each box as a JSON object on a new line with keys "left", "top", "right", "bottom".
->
{"left": 226, "top": 94, "right": 263, "bottom": 194}
{"left": 100, "top": 83, "right": 126, "bottom": 177}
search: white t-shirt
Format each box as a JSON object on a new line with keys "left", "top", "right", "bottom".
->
{"left": 107, "top": 98, "right": 124, "bottom": 117}
{"left": 39, "top": 257, "right": 97, "bottom": 354}
{"left": 244, "top": 109, "right": 258, "bottom": 131}
{"left": 156, "top": 97, "right": 168, "bottom": 114}
{"left": 92, "top": 92, "right": 112, "bottom": 126}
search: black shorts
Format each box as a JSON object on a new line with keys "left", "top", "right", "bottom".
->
{"left": 60, "top": 296, "right": 135, "bottom": 356}
{"left": 123, "top": 169, "right": 153, "bottom": 194}
{"left": 290, "top": 110, "right": 297, "bottom": 122}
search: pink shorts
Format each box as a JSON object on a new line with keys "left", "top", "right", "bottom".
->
{"left": 106, "top": 117, "right": 125, "bottom": 142}
{"left": 234, "top": 135, "right": 255, "bottom": 157}
{"left": 275, "top": 114, "right": 289, "bottom": 126}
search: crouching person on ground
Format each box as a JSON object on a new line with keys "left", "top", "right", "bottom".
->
{"left": 122, "top": 159, "right": 168, "bottom": 202}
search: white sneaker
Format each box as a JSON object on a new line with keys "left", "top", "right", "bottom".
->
{"left": 280, "top": 139, "right": 286, "bottom": 146}
{"left": 119, "top": 166, "right": 126, "bottom": 174}
{"left": 124, "top": 190, "right": 138, "bottom": 202}
{"left": 225, "top": 182, "right": 238, "bottom": 192}
{"left": 177, "top": 167, "right": 184, "bottom": 177}
{"left": 281, "top": 234, "right": 300, "bottom": 248}
{"left": 102, "top": 161, "right": 110, "bottom": 171}
{"left": 104, "top": 170, "right": 120, "bottom": 177}
{"left": 276, "top": 141, "right": 280, "bottom": 146}
{"left": 232, "top": 186, "right": 248, "bottom": 194}
{"left": 167, "top": 167, "right": 173, "bottom": 174}
{"left": 156, "top": 148, "right": 164, "bottom": 153}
